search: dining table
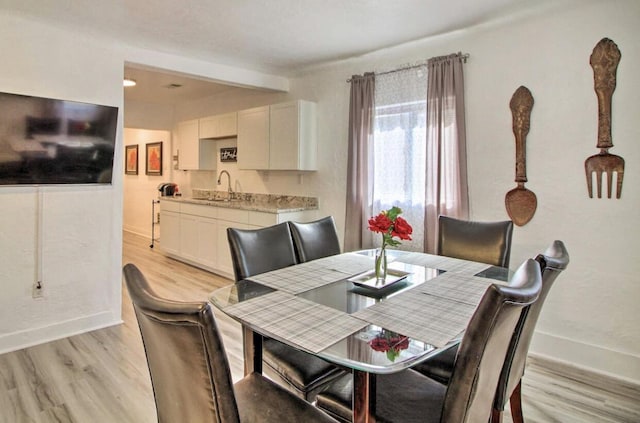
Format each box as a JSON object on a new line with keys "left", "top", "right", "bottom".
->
{"left": 209, "top": 249, "right": 510, "bottom": 423}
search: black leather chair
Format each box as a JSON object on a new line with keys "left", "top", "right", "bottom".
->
{"left": 227, "top": 223, "right": 346, "bottom": 401}
{"left": 413, "top": 240, "right": 570, "bottom": 423}
{"left": 438, "top": 215, "right": 514, "bottom": 267}
{"left": 288, "top": 216, "right": 341, "bottom": 263}
{"left": 493, "top": 240, "right": 569, "bottom": 422}
{"left": 227, "top": 223, "right": 298, "bottom": 281}
{"left": 123, "top": 263, "right": 337, "bottom": 423}
{"left": 315, "top": 259, "right": 542, "bottom": 423}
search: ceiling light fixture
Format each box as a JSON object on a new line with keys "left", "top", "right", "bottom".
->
{"left": 123, "top": 78, "right": 137, "bottom": 87}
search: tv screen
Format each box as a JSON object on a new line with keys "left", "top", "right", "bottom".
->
{"left": 0, "top": 91, "right": 118, "bottom": 185}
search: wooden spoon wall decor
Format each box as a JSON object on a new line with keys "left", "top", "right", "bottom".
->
{"left": 585, "top": 38, "right": 624, "bottom": 199}
{"left": 505, "top": 86, "right": 537, "bottom": 226}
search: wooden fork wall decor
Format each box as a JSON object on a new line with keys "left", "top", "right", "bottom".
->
{"left": 585, "top": 38, "right": 625, "bottom": 199}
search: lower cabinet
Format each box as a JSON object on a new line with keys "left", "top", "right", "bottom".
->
{"left": 180, "top": 213, "right": 217, "bottom": 269}
{"left": 159, "top": 209, "right": 180, "bottom": 256}
{"left": 160, "top": 200, "right": 316, "bottom": 278}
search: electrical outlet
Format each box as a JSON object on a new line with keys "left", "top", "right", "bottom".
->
{"left": 32, "top": 281, "right": 44, "bottom": 299}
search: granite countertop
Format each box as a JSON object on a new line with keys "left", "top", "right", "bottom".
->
{"left": 161, "top": 191, "right": 318, "bottom": 214}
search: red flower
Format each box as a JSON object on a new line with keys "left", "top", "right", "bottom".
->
{"left": 369, "top": 337, "right": 391, "bottom": 352}
{"left": 369, "top": 330, "right": 410, "bottom": 362}
{"left": 368, "top": 214, "right": 393, "bottom": 233}
{"left": 368, "top": 206, "right": 413, "bottom": 249}
{"left": 392, "top": 216, "right": 413, "bottom": 241}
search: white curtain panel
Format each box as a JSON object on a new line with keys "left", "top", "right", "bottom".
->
{"left": 373, "top": 65, "right": 428, "bottom": 252}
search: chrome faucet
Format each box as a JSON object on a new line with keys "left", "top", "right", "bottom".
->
{"left": 217, "top": 170, "right": 232, "bottom": 195}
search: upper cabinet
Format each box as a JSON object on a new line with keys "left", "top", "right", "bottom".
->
{"left": 237, "top": 106, "right": 270, "bottom": 170}
{"left": 177, "top": 112, "right": 238, "bottom": 170}
{"left": 177, "top": 119, "right": 216, "bottom": 170}
{"left": 238, "top": 100, "right": 317, "bottom": 171}
{"left": 199, "top": 112, "right": 237, "bottom": 139}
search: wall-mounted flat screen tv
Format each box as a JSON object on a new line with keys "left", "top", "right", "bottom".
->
{"left": 0, "top": 91, "right": 118, "bottom": 185}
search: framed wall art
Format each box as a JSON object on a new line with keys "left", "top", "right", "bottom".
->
{"left": 145, "top": 142, "right": 163, "bottom": 176}
{"left": 125, "top": 145, "right": 138, "bottom": 175}
{"left": 220, "top": 147, "right": 237, "bottom": 162}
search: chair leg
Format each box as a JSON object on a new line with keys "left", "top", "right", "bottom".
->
{"left": 509, "top": 380, "right": 525, "bottom": 423}
{"left": 491, "top": 408, "right": 503, "bottom": 423}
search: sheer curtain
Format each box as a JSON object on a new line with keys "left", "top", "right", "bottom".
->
{"left": 344, "top": 73, "right": 375, "bottom": 251}
{"left": 424, "top": 53, "right": 469, "bottom": 253}
{"left": 372, "top": 66, "right": 428, "bottom": 251}
{"left": 344, "top": 53, "right": 468, "bottom": 253}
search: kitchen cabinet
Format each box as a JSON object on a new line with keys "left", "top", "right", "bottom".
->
{"left": 269, "top": 100, "right": 317, "bottom": 170}
{"left": 159, "top": 202, "right": 181, "bottom": 256}
{"left": 237, "top": 100, "right": 317, "bottom": 171}
{"left": 199, "top": 112, "right": 238, "bottom": 139}
{"left": 178, "top": 203, "right": 218, "bottom": 270}
{"left": 161, "top": 201, "right": 218, "bottom": 272}
{"left": 237, "top": 106, "right": 270, "bottom": 170}
{"left": 177, "top": 119, "right": 217, "bottom": 170}
{"left": 159, "top": 199, "right": 317, "bottom": 278}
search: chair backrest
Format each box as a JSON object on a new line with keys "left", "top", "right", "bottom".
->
{"left": 123, "top": 263, "right": 240, "bottom": 423}
{"left": 440, "top": 259, "right": 541, "bottom": 423}
{"left": 288, "top": 216, "right": 341, "bottom": 263}
{"left": 494, "top": 240, "right": 570, "bottom": 410}
{"left": 227, "top": 222, "right": 298, "bottom": 281}
{"left": 438, "top": 215, "right": 514, "bottom": 267}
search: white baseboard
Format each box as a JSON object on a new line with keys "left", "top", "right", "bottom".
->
{"left": 530, "top": 330, "right": 640, "bottom": 386}
{"left": 0, "top": 312, "right": 122, "bottom": 355}
{"left": 528, "top": 353, "right": 640, "bottom": 402}
{"left": 123, "top": 225, "right": 151, "bottom": 239}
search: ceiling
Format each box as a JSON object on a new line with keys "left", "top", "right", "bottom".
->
{"left": 3, "top": 0, "right": 537, "bottom": 103}
{"left": 122, "top": 66, "right": 246, "bottom": 105}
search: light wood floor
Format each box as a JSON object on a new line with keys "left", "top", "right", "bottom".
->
{"left": 0, "top": 231, "right": 637, "bottom": 422}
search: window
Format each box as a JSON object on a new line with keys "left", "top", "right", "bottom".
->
{"left": 372, "top": 66, "right": 428, "bottom": 251}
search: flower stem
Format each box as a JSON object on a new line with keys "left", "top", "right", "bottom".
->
{"left": 375, "top": 243, "right": 387, "bottom": 281}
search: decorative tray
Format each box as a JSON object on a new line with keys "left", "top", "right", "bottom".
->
{"left": 348, "top": 269, "right": 410, "bottom": 290}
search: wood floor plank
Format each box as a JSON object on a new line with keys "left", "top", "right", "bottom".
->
{"left": 0, "top": 231, "right": 636, "bottom": 422}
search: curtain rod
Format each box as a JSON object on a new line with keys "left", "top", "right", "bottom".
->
{"left": 346, "top": 52, "right": 469, "bottom": 83}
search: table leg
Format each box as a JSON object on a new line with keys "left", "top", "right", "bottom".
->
{"left": 353, "top": 369, "right": 376, "bottom": 423}
{"left": 242, "top": 326, "right": 263, "bottom": 376}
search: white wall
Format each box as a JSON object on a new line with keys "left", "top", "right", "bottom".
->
{"left": 125, "top": 0, "right": 640, "bottom": 383}
{"left": 286, "top": 0, "right": 640, "bottom": 382}
{"left": 123, "top": 128, "right": 172, "bottom": 237}
{"left": 0, "top": 11, "right": 287, "bottom": 354}
{"left": 0, "top": 14, "right": 125, "bottom": 352}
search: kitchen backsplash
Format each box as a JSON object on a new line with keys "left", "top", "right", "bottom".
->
{"left": 191, "top": 189, "right": 318, "bottom": 209}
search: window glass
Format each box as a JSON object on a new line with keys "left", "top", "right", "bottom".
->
{"left": 373, "top": 66, "right": 427, "bottom": 251}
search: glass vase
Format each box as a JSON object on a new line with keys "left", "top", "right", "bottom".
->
{"left": 375, "top": 247, "right": 387, "bottom": 282}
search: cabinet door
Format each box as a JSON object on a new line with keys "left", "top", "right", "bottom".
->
{"left": 237, "top": 106, "right": 269, "bottom": 170}
{"left": 177, "top": 119, "right": 199, "bottom": 170}
{"left": 270, "top": 100, "right": 317, "bottom": 170}
{"left": 269, "top": 101, "right": 299, "bottom": 170}
{"left": 216, "top": 112, "right": 238, "bottom": 138}
{"left": 199, "top": 115, "right": 217, "bottom": 139}
{"left": 199, "top": 112, "right": 238, "bottom": 139}
{"left": 197, "top": 217, "right": 217, "bottom": 268}
{"left": 180, "top": 214, "right": 200, "bottom": 261}
{"left": 159, "top": 211, "right": 180, "bottom": 255}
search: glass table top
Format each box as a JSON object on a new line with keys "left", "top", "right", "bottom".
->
{"left": 209, "top": 250, "right": 510, "bottom": 374}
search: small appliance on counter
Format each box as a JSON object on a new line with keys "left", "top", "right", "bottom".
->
{"left": 157, "top": 182, "right": 178, "bottom": 197}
